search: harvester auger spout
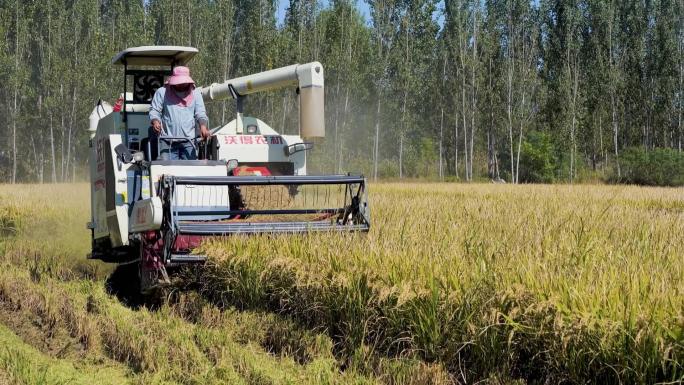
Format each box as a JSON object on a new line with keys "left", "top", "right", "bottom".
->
{"left": 87, "top": 46, "right": 369, "bottom": 294}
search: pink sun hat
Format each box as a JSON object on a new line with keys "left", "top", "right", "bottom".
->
{"left": 166, "top": 66, "right": 195, "bottom": 86}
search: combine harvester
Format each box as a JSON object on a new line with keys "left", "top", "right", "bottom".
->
{"left": 87, "top": 46, "right": 370, "bottom": 293}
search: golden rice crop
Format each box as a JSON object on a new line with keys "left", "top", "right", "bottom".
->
{"left": 198, "top": 183, "right": 684, "bottom": 384}
{"left": 0, "top": 183, "right": 450, "bottom": 385}
{"left": 0, "top": 182, "right": 682, "bottom": 384}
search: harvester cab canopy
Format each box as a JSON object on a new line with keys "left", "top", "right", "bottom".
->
{"left": 110, "top": 46, "right": 199, "bottom": 152}
{"left": 111, "top": 46, "right": 199, "bottom": 66}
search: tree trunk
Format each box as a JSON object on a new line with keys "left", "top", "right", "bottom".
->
{"left": 333, "top": 78, "right": 340, "bottom": 173}
{"left": 339, "top": 87, "right": 349, "bottom": 173}
{"left": 609, "top": 18, "right": 621, "bottom": 176}
{"left": 505, "top": 1, "right": 514, "bottom": 182}
{"left": 515, "top": 90, "right": 526, "bottom": 184}
{"left": 487, "top": 57, "right": 495, "bottom": 179}
{"left": 454, "top": 120, "right": 459, "bottom": 179}
{"left": 399, "top": 89, "right": 408, "bottom": 179}
{"left": 439, "top": 108, "right": 444, "bottom": 180}
{"left": 469, "top": 9, "right": 477, "bottom": 182}
{"left": 281, "top": 95, "right": 288, "bottom": 134}
{"left": 462, "top": 85, "right": 468, "bottom": 181}
{"left": 599, "top": 115, "right": 606, "bottom": 169}
{"left": 440, "top": 54, "right": 447, "bottom": 180}
{"left": 40, "top": 154, "right": 44, "bottom": 184}
{"left": 30, "top": 113, "right": 40, "bottom": 180}
{"left": 11, "top": 90, "right": 17, "bottom": 184}
{"left": 50, "top": 112, "right": 57, "bottom": 184}
{"left": 400, "top": 17, "right": 410, "bottom": 180}
{"left": 460, "top": 62, "right": 468, "bottom": 180}
{"left": 30, "top": 139, "right": 37, "bottom": 182}
{"left": 611, "top": 91, "right": 620, "bottom": 176}
{"left": 65, "top": 87, "right": 77, "bottom": 182}
{"left": 11, "top": 0, "right": 20, "bottom": 184}
{"left": 60, "top": 83, "right": 66, "bottom": 182}
{"left": 458, "top": 10, "right": 468, "bottom": 181}
{"left": 679, "top": 33, "right": 682, "bottom": 152}
{"left": 373, "top": 97, "right": 381, "bottom": 181}
{"left": 507, "top": 63, "right": 514, "bottom": 183}
{"left": 399, "top": 134, "right": 403, "bottom": 179}
{"left": 339, "top": 4, "right": 352, "bottom": 174}
{"left": 221, "top": 5, "right": 234, "bottom": 124}
{"left": 570, "top": 64, "right": 578, "bottom": 183}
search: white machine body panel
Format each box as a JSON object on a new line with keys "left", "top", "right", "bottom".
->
{"left": 150, "top": 164, "right": 231, "bottom": 207}
{"left": 173, "top": 185, "right": 231, "bottom": 207}
{"left": 90, "top": 112, "right": 127, "bottom": 241}
{"left": 90, "top": 124, "right": 132, "bottom": 246}
{"left": 213, "top": 116, "right": 307, "bottom": 175}
{"left": 130, "top": 197, "right": 163, "bottom": 233}
{"left": 149, "top": 164, "right": 229, "bottom": 191}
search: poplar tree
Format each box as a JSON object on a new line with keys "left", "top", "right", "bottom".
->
{"left": 0, "top": 0, "right": 682, "bottom": 183}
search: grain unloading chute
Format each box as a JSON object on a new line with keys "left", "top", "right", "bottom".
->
{"left": 87, "top": 46, "right": 369, "bottom": 293}
{"left": 200, "top": 62, "right": 325, "bottom": 138}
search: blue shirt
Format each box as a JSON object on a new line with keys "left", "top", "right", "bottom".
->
{"left": 149, "top": 87, "right": 209, "bottom": 140}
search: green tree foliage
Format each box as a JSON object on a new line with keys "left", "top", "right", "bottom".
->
{"left": 0, "top": 0, "right": 682, "bottom": 185}
{"left": 517, "top": 130, "right": 556, "bottom": 183}
{"left": 611, "top": 147, "right": 684, "bottom": 186}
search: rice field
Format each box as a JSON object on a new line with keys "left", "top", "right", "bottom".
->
{"left": 0, "top": 182, "right": 682, "bottom": 384}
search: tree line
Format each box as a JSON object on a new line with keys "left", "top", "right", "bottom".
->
{"left": 0, "top": 0, "right": 682, "bottom": 184}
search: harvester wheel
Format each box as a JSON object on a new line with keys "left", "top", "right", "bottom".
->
{"left": 105, "top": 258, "right": 163, "bottom": 308}
{"left": 139, "top": 232, "right": 170, "bottom": 295}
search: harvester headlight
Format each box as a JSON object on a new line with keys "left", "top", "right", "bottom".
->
{"left": 132, "top": 151, "right": 145, "bottom": 163}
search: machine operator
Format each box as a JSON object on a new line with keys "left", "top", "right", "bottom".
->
{"left": 149, "top": 66, "right": 210, "bottom": 160}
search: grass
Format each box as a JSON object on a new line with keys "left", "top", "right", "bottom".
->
{"left": 0, "top": 182, "right": 682, "bottom": 384}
